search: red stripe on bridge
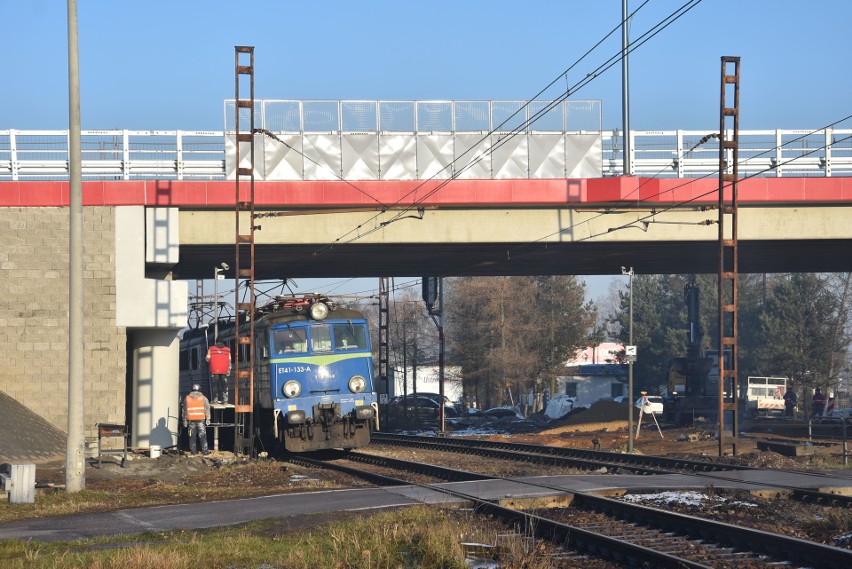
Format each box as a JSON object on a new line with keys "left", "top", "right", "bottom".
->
{"left": 1, "top": 177, "right": 851, "bottom": 207}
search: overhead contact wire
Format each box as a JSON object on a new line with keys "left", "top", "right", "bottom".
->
{"left": 314, "top": 0, "right": 705, "bottom": 252}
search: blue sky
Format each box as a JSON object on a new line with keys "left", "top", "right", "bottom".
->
{"left": 4, "top": 1, "right": 850, "bottom": 131}
{"left": 4, "top": 1, "right": 849, "bottom": 299}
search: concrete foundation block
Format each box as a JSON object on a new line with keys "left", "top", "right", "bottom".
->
{"left": 1, "top": 463, "right": 36, "bottom": 504}
{"left": 757, "top": 441, "right": 814, "bottom": 457}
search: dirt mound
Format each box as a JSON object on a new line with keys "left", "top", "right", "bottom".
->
{"left": 540, "top": 400, "right": 630, "bottom": 434}
{"left": 565, "top": 400, "right": 631, "bottom": 423}
{"left": 0, "top": 390, "right": 66, "bottom": 463}
{"left": 712, "top": 451, "right": 803, "bottom": 469}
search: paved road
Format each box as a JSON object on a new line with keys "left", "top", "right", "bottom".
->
{"left": 0, "top": 487, "right": 435, "bottom": 542}
{"left": 3, "top": 470, "right": 852, "bottom": 542}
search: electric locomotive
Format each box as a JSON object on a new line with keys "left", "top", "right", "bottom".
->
{"left": 179, "top": 296, "right": 378, "bottom": 452}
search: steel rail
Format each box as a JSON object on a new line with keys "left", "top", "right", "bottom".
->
{"left": 287, "top": 454, "right": 709, "bottom": 568}
{"left": 289, "top": 450, "right": 852, "bottom": 568}
{"left": 373, "top": 432, "right": 852, "bottom": 507}
{"left": 373, "top": 432, "right": 748, "bottom": 472}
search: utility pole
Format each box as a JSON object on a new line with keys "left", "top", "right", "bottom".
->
{"left": 65, "top": 0, "right": 85, "bottom": 492}
{"left": 213, "top": 262, "right": 229, "bottom": 340}
{"left": 434, "top": 280, "right": 445, "bottom": 435}
{"left": 422, "top": 277, "right": 445, "bottom": 433}
{"left": 621, "top": 0, "right": 632, "bottom": 176}
{"left": 622, "top": 266, "right": 635, "bottom": 453}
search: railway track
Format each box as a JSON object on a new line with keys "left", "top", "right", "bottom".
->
{"left": 288, "top": 450, "right": 852, "bottom": 568}
{"left": 374, "top": 432, "right": 751, "bottom": 473}
{"left": 372, "top": 432, "right": 852, "bottom": 506}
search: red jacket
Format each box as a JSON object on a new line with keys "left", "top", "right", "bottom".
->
{"left": 206, "top": 345, "right": 231, "bottom": 375}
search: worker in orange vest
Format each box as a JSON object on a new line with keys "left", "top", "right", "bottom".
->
{"left": 206, "top": 338, "right": 231, "bottom": 404}
{"left": 182, "top": 384, "right": 211, "bottom": 455}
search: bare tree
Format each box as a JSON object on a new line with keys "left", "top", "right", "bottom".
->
{"left": 446, "top": 276, "right": 597, "bottom": 408}
{"left": 389, "top": 287, "right": 435, "bottom": 397}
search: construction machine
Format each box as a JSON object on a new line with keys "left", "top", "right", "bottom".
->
{"left": 663, "top": 276, "right": 718, "bottom": 425}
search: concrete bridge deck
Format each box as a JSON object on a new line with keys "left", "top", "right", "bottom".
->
{"left": 3, "top": 176, "right": 852, "bottom": 278}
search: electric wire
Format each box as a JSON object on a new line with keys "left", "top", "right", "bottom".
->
{"left": 241, "top": 115, "right": 852, "bottom": 302}
{"left": 367, "top": 117, "right": 852, "bottom": 277}
{"left": 310, "top": 0, "right": 705, "bottom": 254}
{"left": 253, "top": 128, "right": 390, "bottom": 211}
{"left": 447, "top": 125, "right": 852, "bottom": 273}
{"left": 252, "top": 2, "right": 654, "bottom": 229}
{"left": 245, "top": 0, "right": 843, "bottom": 297}
{"left": 267, "top": 1, "right": 658, "bottom": 252}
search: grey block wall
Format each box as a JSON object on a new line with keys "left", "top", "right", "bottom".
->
{"left": 0, "top": 207, "right": 126, "bottom": 436}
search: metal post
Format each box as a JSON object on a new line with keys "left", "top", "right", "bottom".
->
{"left": 379, "top": 277, "right": 390, "bottom": 428}
{"left": 213, "top": 263, "right": 229, "bottom": 340}
{"left": 621, "top": 267, "right": 633, "bottom": 453}
{"left": 438, "top": 279, "right": 445, "bottom": 434}
{"left": 65, "top": 0, "right": 85, "bottom": 493}
{"left": 213, "top": 267, "right": 218, "bottom": 341}
{"left": 426, "top": 278, "right": 445, "bottom": 434}
{"left": 621, "top": 0, "right": 632, "bottom": 176}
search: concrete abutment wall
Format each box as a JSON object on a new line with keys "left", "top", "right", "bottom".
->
{"left": 0, "top": 206, "right": 186, "bottom": 452}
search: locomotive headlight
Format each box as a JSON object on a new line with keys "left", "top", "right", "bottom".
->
{"left": 309, "top": 301, "right": 329, "bottom": 321}
{"left": 348, "top": 375, "right": 367, "bottom": 393}
{"left": 282, "top": 380, "right": 302, "bottom": 398}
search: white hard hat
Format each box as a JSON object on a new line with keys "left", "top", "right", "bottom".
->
{"left": 192, "top": 384, "right": 201, "bottom": 391}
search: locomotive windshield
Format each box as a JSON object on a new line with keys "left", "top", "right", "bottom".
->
{"left": 272, "top": 328, "right": 308, "bottom": 354}
{"left": 310, "top": 323, "right": 368, "bottom": 352}
{"left": 333, "top": 322, "right": 366, "bottom": 349}
{"left": 271, "top": 322, "right": 369, "bottom": 355}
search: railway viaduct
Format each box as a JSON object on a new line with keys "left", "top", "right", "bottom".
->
{"left": 2, "top": 175, "right": 851, "bottom": 451}
{"left": 2, "top": 116, "right": 851, "bottom": 450}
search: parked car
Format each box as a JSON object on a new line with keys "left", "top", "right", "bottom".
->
{"left": 482, "top": 406, "right": 526, "bottom": 420}
{"left": 818, "top": 408, "right": 852, "bottom": 424}
{"left": 386, "top": 393, "right": 458, "bottom": 425}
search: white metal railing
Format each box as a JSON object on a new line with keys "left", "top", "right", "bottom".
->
{"left": 2, "top": 125, "right": 851, "bottom": 181}
{"left": 0, "top": 130, "right": 225, "bottom": 181}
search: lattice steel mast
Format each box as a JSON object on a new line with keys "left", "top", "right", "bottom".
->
{"left": 233, "top": 46, "right": 257, "bottom": 457}
{"left": 378, "top": 277, "right": 390, "bottom": 428}
{"left": 717, "top": 56, "right": 740, "bottom": 456}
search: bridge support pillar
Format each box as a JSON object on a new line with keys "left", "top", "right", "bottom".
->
{"left": 129, "top": 329, "right": 181, "bottom": 449}
{"left": 116, "top": 206, "right": 187, "bottom": 448}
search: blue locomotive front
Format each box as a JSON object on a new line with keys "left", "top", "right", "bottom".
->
{"left": 255, "top": 307, "right": 377, "bottom": 452}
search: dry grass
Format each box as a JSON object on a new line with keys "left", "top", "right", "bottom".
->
{"left": 0, "top": 461, "right": 347, "bottom": 525}
{"left": 801, "top": 506, "right": 852, "bottom": 537}
{"left": 0, "top": 506, "right": 559, "bottom": 569}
